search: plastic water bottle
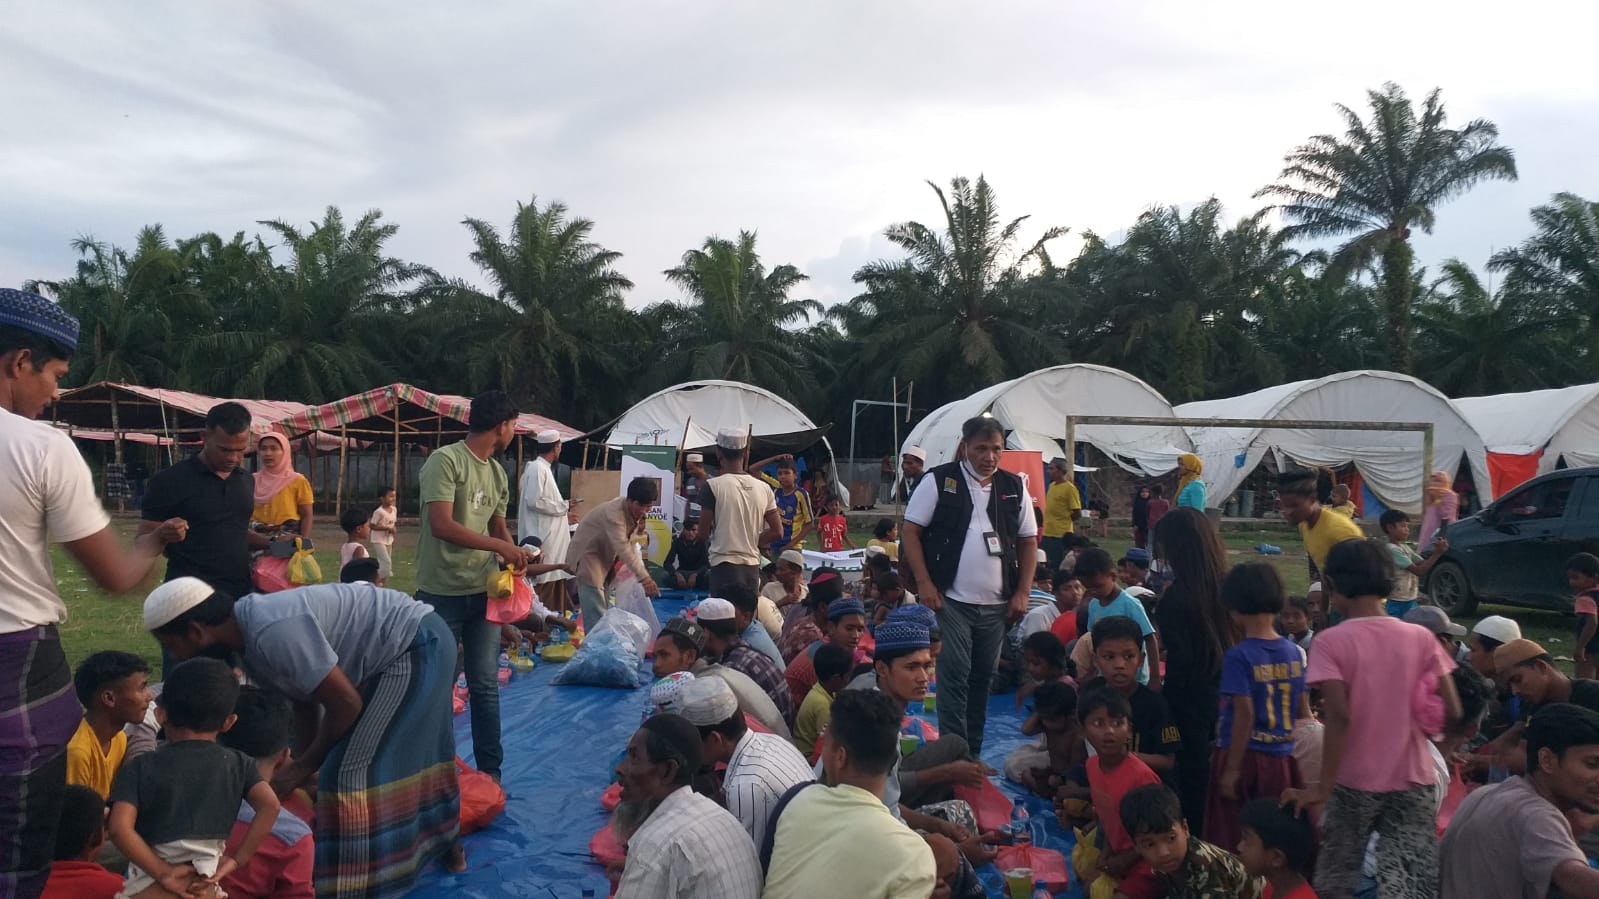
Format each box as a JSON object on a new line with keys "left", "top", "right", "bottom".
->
{"left": 1031, "top": 879, "right": 1051, "bottom": 898}
{"left": 1010, "top": 800, "right": 1030, "bottom": 845}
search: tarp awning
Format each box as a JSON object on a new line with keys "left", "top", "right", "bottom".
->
{"left": 1176, "top": 370, "right": 1494, "bottom": 512}
{"left": 278, "top": 384, "right": 580, "bottom": 445}
{"left": 49, "top": 382, "right": 309, "bottom": 439}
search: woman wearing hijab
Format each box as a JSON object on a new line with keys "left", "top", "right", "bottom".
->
{"left": 251, "top": 430, "right": 315, "bottom": 539}
{"left": 1419, "top": 470, "right": 1459, "bottom": 546}
{"left": 1175, "top": 453, "right": 1207, "bottom": 510}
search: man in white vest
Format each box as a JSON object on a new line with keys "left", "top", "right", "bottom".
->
{"left": 518, "top": 429, "right": 575, "bottom": 613}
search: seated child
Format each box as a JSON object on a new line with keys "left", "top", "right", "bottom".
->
{"left": 785, "top": 597, "right": 869, "bottom": 706}
{"left": 1237, "top": 798, "right": 1318, "bottom": 899}
{"left": 1118, "top": 547, "right": 1151, "bottom": 590}
{"left": 1121, "top": 782, "right": 1263, "bottom": 898}
{"left": 339, "top": 556, "right": 382, "bottom": 586}
{"left": 794, "top": 643, "right": 852, "bottom": 762}
{"left": 1205, "top": 563, "right": 1307, "bottom": 849}
{"left": 1005, "top": 681, "right": 1083, "bottom": 796}
{"left": 68, "top": 650, "right": 152, "bottom": 798}
{"left": 1016, "top": 631, "right": 1073, "bottom": 711}
{"left": 41, "top": 784, "right": 124, "bottom": 899}
{"left": 338, "top": 506, "right": 371, "bottom": 569}
{"left": 220, "top": 687, "right": 315, "bottom": 899}
{"left": 1079, "top": 686, "right": 1163, "bottom": 898}
{"left": 108, "top": 658, "right": 280, "bottom": 899}
{"left": 1049, "top": 574, "right": 1086, "bottom": 646}
{"left": 1082, "top": 615, "right": 1179, "bottom": 779}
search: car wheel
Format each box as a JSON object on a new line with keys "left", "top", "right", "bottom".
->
{"left": 1430, "top": 561, "right": 1477, "bottom": 617}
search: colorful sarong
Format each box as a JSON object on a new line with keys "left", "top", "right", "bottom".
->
{"left": 0, "top": 626, "right": 83, "bottom": 899}
{"left": 315, "top": 612, "right": 459, "bottom": 897}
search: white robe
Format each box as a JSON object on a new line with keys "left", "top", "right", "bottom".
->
{"left": 518, "top": 457, "right": 573, "bottom": 585}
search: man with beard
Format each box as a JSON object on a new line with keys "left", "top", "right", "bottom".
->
{"left": 1440, "top": 703, "right": 1599, "bottom": 897}
{"left": 612, "top": 714, "right": 760, "bottom": 899}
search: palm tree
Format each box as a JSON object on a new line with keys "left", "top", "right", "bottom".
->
{"left": 1254, "top": 255, "right": 1384, "bottom": 379}
{"left": 432, "top": 197, "right": 635, "bottom": 420}
{"left": 648, "top": 231, "right": 822, "bottom": 395}
{"left": 192, "top": 207, "right": 430, "bottom": 400}
{"left": 26, "top": 226, "right": 198, "bottom": 387}
{"left": 1256, "top": 83, "right": 1518, "bottom": 372}
{"left": 835, "top": 175, "right": 1067, "bottom": 408}
{"left": 1489, "top": 192, "right": 1599, "bottom": 367}
{"left": 1415, "top": 259, "right": 1581, "bottom": 395}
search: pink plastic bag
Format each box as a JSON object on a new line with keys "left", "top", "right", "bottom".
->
{"left": 253, "top": 555, "right": 293, "bottom": 593}
{"left": 486, "top": 573, "right": 534, "bottom": 624}
{"left": 995, "top": 844, "right": 1070, "bottom": 892}
{"left": 589, "top": 820, "right": 627, "bottom": 867}
{"left": 954, "top": 779, "right": 1014, "bottom": 833}
{"left": 600, "top": 782, "right": 622, "bottom": 812}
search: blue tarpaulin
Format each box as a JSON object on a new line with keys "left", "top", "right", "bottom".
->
{"left": 410, "top": 595, "right": 1084, "bottom": 897}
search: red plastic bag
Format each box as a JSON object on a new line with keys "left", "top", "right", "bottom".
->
{"left": 954, "top": 779, "right": 1014, "bottom": 833}
{"left": 253, "top": 555, "right": 293, "bottom": 593}
{"left": 589, "top": 820, "right": 627, "bottom": 867}
{"left": 457, "top": 757, "right": 505, "bottom": 835}
{"left": 487, "top": 572, "right": 534, "bottom": 624}
{"left": 996, "top": 844, "right": 1070, "bottom": 892}
{"left": 600, "top": 782, "right": 622, "bottom": 812}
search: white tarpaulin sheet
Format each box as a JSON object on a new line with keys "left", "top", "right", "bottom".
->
{"left": 1176, "top": 370, "right": 1494, "bottom": 513}
{"left": 901, "top": 364, "right": 1192, "bottom": 476}
{"left": 602, "top": 380, "right": 822, "bottom": 449}
{"left": 1454, "top": 383, "right": 1599, "bottom": 473}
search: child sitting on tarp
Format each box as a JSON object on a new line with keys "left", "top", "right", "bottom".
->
{"left": 1004, "top": 681, "right": 1084, "bottom": 796}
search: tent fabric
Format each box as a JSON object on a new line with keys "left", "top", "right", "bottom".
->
{"left": 50, "top": 382, "right": 310, "bottom": 439}
{"left": 1176, "top": 370, "right": 1494, "bottom": 513}
{"left": 277, "top": 383, "right": 579, "bottom": 444}
{"left": 900, "top": 364, "right": 1193, "bottom": 476}
{"left": 413, "top": 593, "right": 1077, "bottom": 898}
{"left": 597, "top": 380, "right": 826, "bottom": 451}
{"left": 1486, "top": 450, "right": 1544, "bottom": 497}
{"left": 1455, "top": 383, "right": 1599, "bottom": 478}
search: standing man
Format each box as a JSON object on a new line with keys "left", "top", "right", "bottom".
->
{"left": 0, "top": 289, "right": 185, "bottom": 899}
{"left": 1040, "top": 457, "right": 1082, "bottom": 575}
{"left": 566, "top": 476, "right": 662, "bottom": 631}
{"left": 752, "top": 454, "right": 814, "bottom": 556}
{"left": 517, "top": 428, "right": 575, "bottom": 616}
{"left": 901, "top": 416, "right": 1038, "bottom": 755}
{"left": 415, "top": 390, "right": 531, "bottom": 783}
{"left": 140, "top": 400, "right": 261, "bottom": 677}
{"left": 680, "top": 452, "right": 707, "bottom": 511}
{"left": 899, "top": 446, "right": 927, "bottom": 503}
{"left": 699, "top": 429, "right": 782, "bottom": 597}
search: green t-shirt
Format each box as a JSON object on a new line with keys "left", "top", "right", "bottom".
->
{"left": 415, "top": 441, "right": 509, "bottom": 596}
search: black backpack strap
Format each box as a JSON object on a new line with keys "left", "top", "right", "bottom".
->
{"left": 759, "top": 780, "right": 819, "bottom": 876}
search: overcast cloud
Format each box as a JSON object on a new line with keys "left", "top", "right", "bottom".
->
{"left": 3, "top": 1, "right": 1596, "bottom": 307}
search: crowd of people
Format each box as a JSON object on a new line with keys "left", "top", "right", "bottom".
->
{"left": 7, "top": 285, "right": 1599, "bottom": 899}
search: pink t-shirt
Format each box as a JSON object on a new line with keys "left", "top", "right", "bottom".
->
{"left": 1305, "top": 615, "right": 1455, "bottom": 793}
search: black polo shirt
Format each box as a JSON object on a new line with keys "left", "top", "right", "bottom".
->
{"left": 141, "top": 454, "right": 255, "bottom": 597}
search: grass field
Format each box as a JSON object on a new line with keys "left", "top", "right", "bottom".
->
{"left": 54, "top": 517, "right": 1578, "bottom": 672}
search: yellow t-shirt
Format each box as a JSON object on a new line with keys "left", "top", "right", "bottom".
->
{"left": 1042, "top": 480, "right": 1082, "bottom": 538}
{"left": 793, "top": 682, "right": 833, "bottom": 762}
{"left": 1328, "top": 501, "right": 1359, "bottom": 518}
{"left": 66, "top": 717, "right": 126, "bottom": 799}
{"left": 252, "top": 474, "right": 314, "bottom": 527}
{"left": 1300, "top": 507, "right": 1366, "bottom": 571}
{"left": 866, "top": 539, "right": 899, "bottom": 561}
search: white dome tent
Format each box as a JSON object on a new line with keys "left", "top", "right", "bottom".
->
{"left": 1176, "top": 370, "right": 1494, "bottom": 513}
{"left": 900, "top": 364, "right": 1194, "bottom": 475}
{"left": 1454, "top": 382, "right": 1599, "bottom": 494}
{"left": 595, "top": 378, "right": 838, "bottom": 471}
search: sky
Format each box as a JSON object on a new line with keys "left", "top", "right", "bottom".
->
{"left": 3, "top": 1, "right": 1596, "bottom": 308}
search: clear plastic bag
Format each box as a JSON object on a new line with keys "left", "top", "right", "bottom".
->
{"left": 550, "top": 608, "right": 650, "bottom": 689}
{"left": 611, "top": 572, "right": 660, "bottom": 639}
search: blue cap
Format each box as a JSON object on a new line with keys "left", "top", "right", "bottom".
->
{"left": 0, "top": 288, "right": 78, "bottom": 352}
{"left": 886, "top": 604, "right": 937, "bottom": 632}
{"left": 872, "top": 620, "right": 930, "bottom": 652}
{"left": 1120, "top": 546, "right": 1151, "bottom": 565}
{"left": 827, "top": 597, "right": 866, "bottom": 622}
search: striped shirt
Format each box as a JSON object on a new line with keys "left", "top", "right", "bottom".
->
{"left": 722, "top": 729, "right": 815, "bottom": 845}
{"left": 614, "top": 786, "right": 761, "bottom": 899}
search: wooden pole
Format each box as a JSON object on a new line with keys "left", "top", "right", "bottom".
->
{"left": 335, "top": 425, "right": 348, "bottom": 518}
{"left": 673, "top": 416, "right": 693, "bottom": 479}
{"left": 391, "top": 387, "right": 401, "bottom": 503}
{"left": 581, "top": 439, "right": 592, "bottom": 470}
{"left": 109, "top": 392, "right": 125, "bottom": 467}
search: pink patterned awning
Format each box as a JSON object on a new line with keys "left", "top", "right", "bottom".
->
{"left": 50, "top": 382, "right": 309, "bottom": 438}
{"left": 276, "top": 383, "right": 580, "bottom": 443}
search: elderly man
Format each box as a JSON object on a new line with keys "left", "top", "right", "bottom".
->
{"left": 653, "top": 617, "right": 791, "bottom": 739}
{"left": 613, "top": 714, "right": 761, "bottom": 899}
{"left": 517, "top": 428, "right": 575, "bottom": 614}
{"left": 901, "top": 416, "right": 1038, "bottom": 755}
{"left": 677, "top": 677, "right": 813, "bottom": 843}
{"left": 762, "top": 689, "right": 937, "bottom": 899}
{"left": 699, "top": 429, "right": 782, "bottom": 597}
{"left": 0, "top": 289, "right": 186, "bottom": 899}
{"left": 698, "top": 597, "right": 795, "bottom": 728}
{"left": 566, "top": 476, "right": 662, "bottom": 632}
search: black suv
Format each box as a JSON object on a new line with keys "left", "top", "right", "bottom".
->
{"left": 1426, "top": 467, "right": 1599, "bottom": 615}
